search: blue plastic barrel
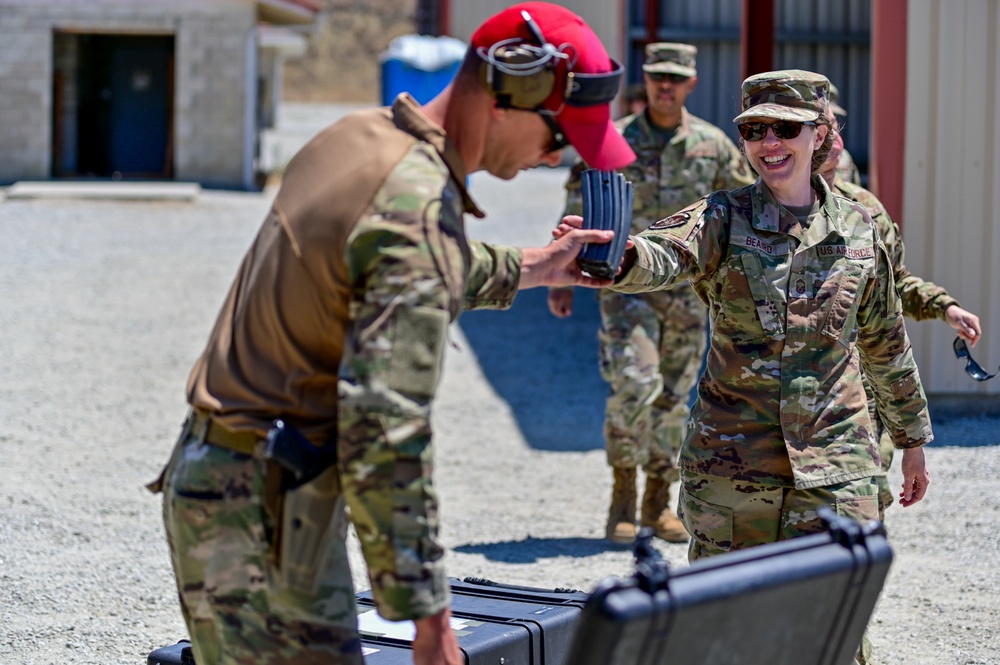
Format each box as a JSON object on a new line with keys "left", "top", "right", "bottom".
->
{"left": 380, "top": 34, "right": 466, "bottom": 106}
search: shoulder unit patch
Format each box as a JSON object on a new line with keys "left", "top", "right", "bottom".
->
{"left": 649, "top": 211, "right": 690, "bottom": 230}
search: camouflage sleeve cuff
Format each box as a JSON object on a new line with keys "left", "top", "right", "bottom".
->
{"left": 891, "top": 429, "right": 934, "bottom": 450}
{"left": 933, "top": 296, "right": 961, "bottom": 321}
{"left": 371, "top": 566, "right": 452, "bottom": 622}
{"left": 610, "top": 236, "right": 687, "bottom": 293}
{"left": 465, "top": 240, "right": 521, "bottom": 310}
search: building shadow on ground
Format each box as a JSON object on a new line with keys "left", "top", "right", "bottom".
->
{"left": 458, "top": 288, "right": 606, "bottom": 452}
{"left": 923, "top": 414, "right": 1000, "bottom": 447}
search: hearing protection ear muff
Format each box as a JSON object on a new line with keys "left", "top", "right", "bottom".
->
{"left": 480, "top": 42, "right": 558, "bottom": 110}
{"left": 478, "top": 9, "right": 623, "bottom": 112}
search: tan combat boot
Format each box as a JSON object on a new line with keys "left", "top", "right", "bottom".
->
{"left": 640, "top": 474, "right": 689, "bottom": 543}
{"left": 605, "top": 467, "right": 637, "bottom": 544}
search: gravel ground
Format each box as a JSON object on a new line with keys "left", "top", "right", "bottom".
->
{"left": 1, "top": 164, "right": 998, "bottom": 665}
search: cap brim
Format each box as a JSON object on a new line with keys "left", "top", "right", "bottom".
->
{"left": 562, "top": 118, "right": 636, "bottom": 170}
{"left": 642, "top": 63, "right": 697, "bottom": 78}
{"left": 733, "top": 104, "right": 819, "bottom": 124}
{"left": 830, "top": 102, "right": 847, "bottom": 117}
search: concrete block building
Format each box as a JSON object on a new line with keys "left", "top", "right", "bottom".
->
{"left": 0, "top": 0, "right": 317, "bottom": 189}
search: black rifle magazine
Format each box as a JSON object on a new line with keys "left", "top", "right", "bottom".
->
{"left": 566, "top": 509, "right": 893, "bottom": 665}
{"left": 577, "top": 169, "right": 633, "bottom": 280}
{"left": 358, "top": 576, "right": 588, "bottom": 664}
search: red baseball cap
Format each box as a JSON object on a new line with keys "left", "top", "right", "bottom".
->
{"left": 471, "top": 2, "right": 636, "bottom": 170}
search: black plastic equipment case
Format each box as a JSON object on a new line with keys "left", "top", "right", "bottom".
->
{"left": 147, "top": 639, "right": 194, "bottom": 665}
{"left": 357, "top": 576, "right": 588, "bottom": 664}
{"left": 565, "top": 507, "right": 894, "bottom": 665}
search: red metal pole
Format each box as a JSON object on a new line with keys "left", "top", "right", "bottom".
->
{"left": 438, "top": 0, "right": 451, "bottom": 37}
{"left": 645, "top": 0, "right": 659, "bottom": 44}
{"left": 870, "top": 0, "right": 907, "bottom": 225}
{"left": 741, "top": 0, "right": 774, "bottom": 80}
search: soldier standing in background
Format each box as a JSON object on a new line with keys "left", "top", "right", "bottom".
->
{"left": 146, "top": 3, "right": 634, "bottom": 664}
{"left": 547, "top": 43, "right": 754, "bottom": 545}
{"left": 623, "top": 82, "right": 648, "bottom": 117}
{"left": 818, "top": 95, "right": 982, "bottom": 518}
{"left": 828, "top": 83, "right": 862, "bottom": 185}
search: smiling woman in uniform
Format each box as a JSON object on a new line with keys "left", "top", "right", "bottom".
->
{"left": 608, "top": 69, "right": 933, "bottom": 556}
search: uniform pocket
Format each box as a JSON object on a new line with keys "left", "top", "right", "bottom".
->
{"left": 834, "top": 493, "right": 880, "bottom": 524}
{"left": 679, "top": 489, "right": 734, "bottom": 553}
{"left": 387, "top": 305, "right": 449, "bottom": 400}
{"left": 163, "top": 441, "right": 269, "bottom": 610}
{"left": 741, "top": 252, "right": 784, "bottom": 336}
{"left": 714, "top": 255, "right": 769, "bottom": 344}
{"left": 821, "top": 262, "right": 865, "bottom": 347}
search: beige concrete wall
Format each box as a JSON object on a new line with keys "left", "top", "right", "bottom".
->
{"left": 0, "top": 0, "right": 255, "bottom": 187}
{"left": 903, "top": 0, "right": 999, "bottom": 399}
{"left": 174, "top": 10, "right": 256, "bottom": 186}
{"left": 0, "top": 8, "right": 55, "bottom": 181}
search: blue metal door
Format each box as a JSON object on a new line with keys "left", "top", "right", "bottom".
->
{"left": 76, "top": 34, "right": 174, "bottom": 178}
{"left": 108, "top": 36, "right": 173, "bottom": 176}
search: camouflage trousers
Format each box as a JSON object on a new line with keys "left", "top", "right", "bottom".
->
{"left": 677, "top": 470, "right": 880, "bottom": 560}
{"left": 160, "top": 430, "right": 364, "bottom": 665}
{"left": 598, "top": 285, "right": 707, "bottom": 479}
{"left": 678, "top": 471, "right": 881, "bottom": 665}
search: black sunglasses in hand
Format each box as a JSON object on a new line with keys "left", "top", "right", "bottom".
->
{"left": 953, "top": 336, "right": 998, "bottom": 381}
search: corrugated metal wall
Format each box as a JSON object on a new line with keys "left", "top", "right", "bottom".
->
{"left": 903, "top": 0, "right": 1000, "bottom": 399}
{"left": 625, "top": 0, "right": 744, "bottom": 141}
{"left": 625, "top": 0, "right": 871, "bottom": 168}
{"left": 773, "top": 0, "right": 871, "bottom": 172}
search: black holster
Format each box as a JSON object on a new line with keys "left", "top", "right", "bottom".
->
{"left": 263, "top": 419, "right": 342, "bottom": 595}
{"left": 264, "top": 419, "right": 337, "bottom": 490}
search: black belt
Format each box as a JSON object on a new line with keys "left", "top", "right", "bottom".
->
{"left": 187, "top": 409, "right": 262, "bottom": 457}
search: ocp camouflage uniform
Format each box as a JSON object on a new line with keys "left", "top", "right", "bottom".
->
{"left": 150, "top": 95, "right": 522, "bottom": 664}
{"left": 836, "top": 148, "right": 862, "bottom": 186}
{"left": 612, "top": 175, "right": 934, "bottom": 559}
{"left": 833, "top": 176, "right": 958, "bottom": 516}
{"left": 562, "top": 108, "right": 753, "bottom": 480}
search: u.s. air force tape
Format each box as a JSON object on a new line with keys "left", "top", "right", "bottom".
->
{"left": 576, "top": 169, "right": 633, "bottom": 280}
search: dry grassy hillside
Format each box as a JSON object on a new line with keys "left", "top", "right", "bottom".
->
{"left": 283, "top": 0, "right": 420, "bottom": 103}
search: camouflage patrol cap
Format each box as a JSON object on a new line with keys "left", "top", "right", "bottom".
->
{"left": 642, "top": 42, "right": 697, "bottom": 78}
{"left": 733, "top": 69, "right": 830, "bottom": 124}
{"left": 828, "top": 82, "right": 847, "bottom": 117}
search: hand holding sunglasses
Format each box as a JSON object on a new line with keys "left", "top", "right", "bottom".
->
{"left": 953, "top": 336, "right": 998, "bottom": 381}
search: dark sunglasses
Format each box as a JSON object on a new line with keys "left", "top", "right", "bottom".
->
{"left": 953, "top": 336, "right": 998, "bottom": 381}
{"left": 647, "top": 72, "right": 690, "bottom": 84}
{"left": 540, "top": 113, "right": 570, "bottom": 153}
{"left": 738, "top": 120, "right": 815, "bottom": 142}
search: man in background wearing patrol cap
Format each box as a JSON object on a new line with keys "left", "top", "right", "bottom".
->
{"left": 149, "top": 3, "right": 634, "bottom": 664}
{"left": 548, "top": 42, "right": 753, "bottom": 545}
